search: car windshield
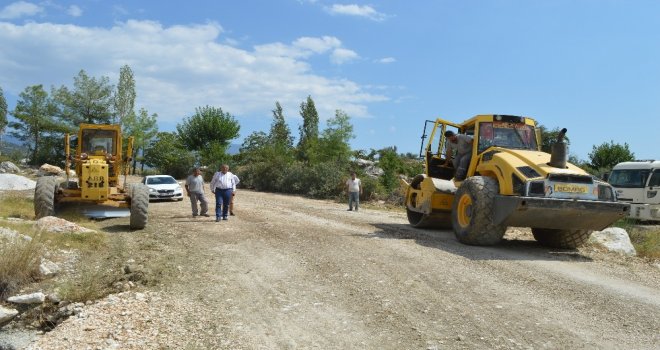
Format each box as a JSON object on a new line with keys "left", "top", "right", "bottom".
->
{"left": 608, "top": 169, "right": 650, "bottom": 188}
{"left": 147, "top": 176, "right": 177, "bottom": 185}
{"left": 478, "top": 122, "right": 538, "bottom": 152}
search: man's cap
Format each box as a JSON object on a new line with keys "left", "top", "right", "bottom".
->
{"left": 444, "top": 130, "right": 455, "bottom": 137}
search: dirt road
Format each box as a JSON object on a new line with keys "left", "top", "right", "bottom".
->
{"left": 33, "top": 189, "right": 660, "bottom": 349}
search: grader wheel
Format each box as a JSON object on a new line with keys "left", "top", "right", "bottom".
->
{"left": 451, "top": 176, "right": 506, "bottom": 245}
{"left": 129, "top": 183, "right": 149, "bottom": 229}
{"left": 34, "top": 177, "right": 59, "bottom": 219}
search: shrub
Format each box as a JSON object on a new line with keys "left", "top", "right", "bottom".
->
{"left": 0, "top": 236, "right": 43, "bottom": 299}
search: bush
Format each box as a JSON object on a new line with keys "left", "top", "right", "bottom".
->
{"left": 281, "top": 161, "right": 346, "bottom": 198}
{"left": 0, "top": 235, "right": 43, "bottom": 299}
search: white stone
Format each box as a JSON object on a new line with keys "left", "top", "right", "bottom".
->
{"left": 0, "top": 174, "right": 36, "bottom": 190}
{"left": 0, "top": 227, "right": 32, "bottom": 242}
{"left": 0, "top": 305, "right": 19, "bottom": 324}
{"left": 34, "top": 216, "right": 95, "bottom": 234}
{"left": 589, "top": 227, "right": 637, "bottom": 256}
{"left": 0, "top": 161, "right": 20, "bottom": 174}
{"left": 39, "top": 259, "right": 61, "bottom": 277}
{"left": 7, "top": 292, "right": 46, "bottom": 304}
{"left": 37, "top": 163, "right": 65, "bottom": 177}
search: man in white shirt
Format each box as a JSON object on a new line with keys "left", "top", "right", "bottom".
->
{"left": 210, "top": 164, "right": 240, "bottom": 222}
{"left": 346, "top": 172, "right": 363, "bottom": 211}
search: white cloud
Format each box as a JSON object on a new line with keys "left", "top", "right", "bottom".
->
{"left": 0, "top": 1, "right": 44, "bottom": 19}
{"left": 0, "top": 20, "right": 385, "bottom": 123}
{"left": 67, "top": 5, "right": 82, "bottom": 17}
{"left": 331, "top": 48, "right": 359, "bottom": 64}
{"left": 294, "top": 36, "right": 341, "bottom": 53}
{"left": 378, "top": 57, "right": 396, "bottom": 64}
{"left": 325, "top": 4, "right": 387, "bottom": 21}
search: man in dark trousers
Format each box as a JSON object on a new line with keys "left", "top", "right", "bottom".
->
{"left": 210, "top": 164, "right": 240, "bottom": 222}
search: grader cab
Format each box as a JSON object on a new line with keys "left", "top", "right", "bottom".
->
{"left": 402, "top": 114, "right": 629, "bottom": 248}
{"left": 34, "top": 124, "right": 149, "bottom": 229}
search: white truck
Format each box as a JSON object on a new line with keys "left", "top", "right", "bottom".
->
{"left": 608, "top": 160, "right": 660, "bottom": 222}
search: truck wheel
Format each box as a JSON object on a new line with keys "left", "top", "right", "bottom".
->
{"left": 34, "top": 177, "right": 58, "bottom": 219}
{"left": 451, "top": 176, "right": 506, "bottom": 245}
{"left": 129, "top": 184, "right": 149, "bottom": 229}
{"left": 531, "top": 228, "right": 591, "bottom": 249}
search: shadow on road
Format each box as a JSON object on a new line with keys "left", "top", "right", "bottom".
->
{"left": 100, "top": 224, "right": 131, "bottom": 233}
{"left": 364, "top": 223, "right": 592, "bottom": 262}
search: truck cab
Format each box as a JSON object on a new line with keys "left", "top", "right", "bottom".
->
{"left": 609, "top": 160, "right": 660, "bottom": 222}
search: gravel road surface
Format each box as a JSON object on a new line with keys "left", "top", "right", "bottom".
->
{"left": 27, "top": 189, "right": 660, "bottom": 349}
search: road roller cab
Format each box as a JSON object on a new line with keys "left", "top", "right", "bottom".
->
{"left": 401, "top": 115, "right": 629, "bottom": 248}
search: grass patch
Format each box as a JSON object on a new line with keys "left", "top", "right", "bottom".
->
{"left": 0, "top": 237, "right": 44, "bottom": 299}
{"left": 57, "top": 237, "right": 127, "bottom": 303}
{"left": 57, "top": 255, "right": 115, "bottom": 302}
{"left": 628, "top": 228, "right": 660, "bottom": 260}
{"left": 40, "top": 231, "right": 107, "bottom": 252}
{"left": 0, "top": 191, "right": 34, "bottom": 219}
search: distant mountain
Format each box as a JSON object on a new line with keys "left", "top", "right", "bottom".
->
{"left": 0, "top": 138, "right": 24, "bottom": 157}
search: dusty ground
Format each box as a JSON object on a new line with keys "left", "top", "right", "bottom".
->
{"left": 26, "top": 189, "right": 660, "bottom": 349}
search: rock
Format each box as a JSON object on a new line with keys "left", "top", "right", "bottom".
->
{"left": 355, "top": 158, "right": 385, "bottom": 177}
{"left": 39, "top": 259, "right": 61, "bottom": 277}
{"left": 46, "top": 293, "right": 61, "bottom": 304}
{"left": 0, "top": 161, "right": 20, "bottom": 174}
{"left": 7, "top": 292, "right": 46, "bottom": 304}
{"left": 589, "top": 227, "right": 637, "bottom": 256}
{"left": 0, "top": 174, "right": 36, "bottom": 190}
{"left": 0, "top": 305, "right": 19, "bottom": 324}
{"left": 356, "top": 159, "right": 375, "bottom": 167}
{"left": 37, "top": 163, "right": 64, "bottom": 177}
{"left": 0, "top": 227, "right": 32, "bottom": 242}
{"left": 34, "top": 216, "right": 95, "bottom": 234}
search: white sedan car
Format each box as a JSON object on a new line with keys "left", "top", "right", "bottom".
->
{"left": 142, "top": 175, "right": 184, "bottom": 201}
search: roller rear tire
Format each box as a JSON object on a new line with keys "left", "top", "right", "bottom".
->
{"left": 532, "top": 228, "right": 591, "bottom": 249}
{"left": 451, "top": 176, "right": 506, "bottom": 245}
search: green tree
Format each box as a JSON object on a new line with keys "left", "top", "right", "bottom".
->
{"left": 538, "top": 125, "right": 570, "bottom": 153}
{"left": 269, "top": 102, "right": 294, "bottom": 149}
{"left": 113, "top": 65, "right": 136, "bottom": 126}
{"left": 9, "top": 85, "right": 65, "bottom": 164}
{"left": 297, "top": 95, "right": 319, "bottom": 162}
{"left": 176, "top": 106, "right": 240, "bottom": 167}
{"left": 378, "top": 147, "right": 403, "bottom": 192}
{"left": 0, "top": 86, "right": 7, "bottom": 147}
{"left": 588, "top": 141, "right": 635, "bottom": 170}
{"left": 239, "top": 131, "right": 270, "bottom": 162}
{"left": 315, "top": 109, "right": 354, "bottom": 163}
{"left": 54, "top": 69, "right": 114, "bottom": 125}
{"left": 143, "top": 132, "right": 195, "bottom": 178}
{"left": 124, "top": 107, "right": 158, "bottom": 174}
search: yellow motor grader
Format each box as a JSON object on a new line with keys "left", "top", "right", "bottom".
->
{"left": 33, "top": 123, "right": 149, "bottom": 229}
{"left": 401, "top": 114, "right": 629, "bottom": 248}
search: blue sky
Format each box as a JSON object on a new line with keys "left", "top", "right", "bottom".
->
{"left": 0, "top": 0, "right": 658, "bottom": 160}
